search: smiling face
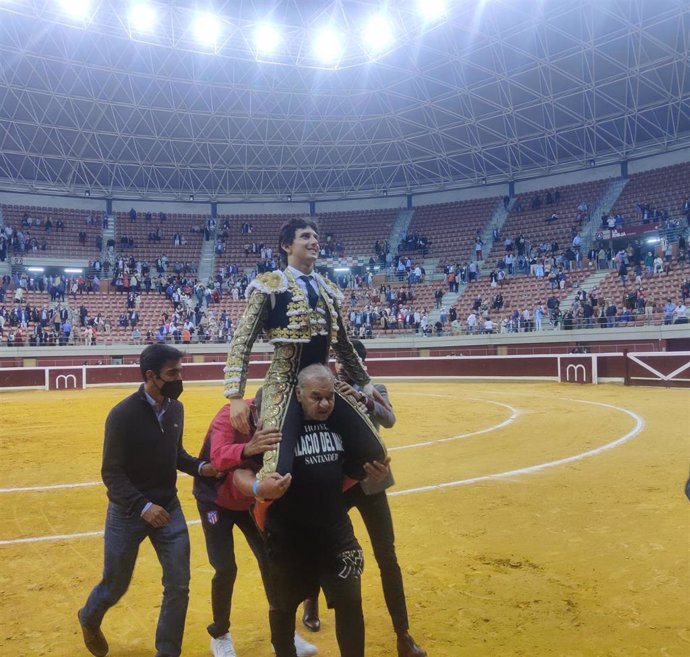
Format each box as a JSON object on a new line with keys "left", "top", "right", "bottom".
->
{"left": 281, "top": 227, "right": 320, "bottom": 273}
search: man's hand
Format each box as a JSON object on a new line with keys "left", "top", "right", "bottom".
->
{"left": 335, "top": 380, "right": 368, "bottom": 412}
{"left": 200, "top": 463, "right": 223, "bottom": 479}
{"left": 242, "top": 422, "right": 282, "bottom": 458}
{"left": 256, "top": 473, "right": 292, "bottom": 500}
{"left": 362, "top": 457, "right": 391, "bottom": 483}
{"left": 141, "top": 504, "right": 170, "bottom": 528}
{"left": 229, "top": 397, "right": 251, "bottom": 433}
{"left": 371, "top": 387, "right": 392, "bottom": 411}
{"left": 335, "top": 379, "right": 358, "bottom": 402}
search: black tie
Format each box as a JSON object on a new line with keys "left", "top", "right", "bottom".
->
{"left": 299, "top": 275, "right": 319, "bottom": 309}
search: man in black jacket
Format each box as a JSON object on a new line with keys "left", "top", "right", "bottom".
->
{"left": 78, "top": 344, "right": 218, "bottom": 657}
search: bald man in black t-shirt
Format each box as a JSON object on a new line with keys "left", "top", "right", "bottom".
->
{"left": 234, "top": 364, "right": 384, "bottom": 657}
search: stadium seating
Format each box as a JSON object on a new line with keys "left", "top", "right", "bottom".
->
{"left": 405, "top": 197, "right": 500, "bottom": 266}
{"left": 484, "top": 178, "right": 611, "bottom": 266}
{"left": 114, "top": 211, "right": 205, "bottom": 266}
{"left": 608, "top": 161, "right": 690, "bottom": 226}
{"left": 452, "top": 269, "right": 592, "bottom": 328}
{"left": 1, "top": 204, "right": 103, "bottom": 258}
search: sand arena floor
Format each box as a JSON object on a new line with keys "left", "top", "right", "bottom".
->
{"left": 0, "top": 380, "right": 688, "bottom": 657}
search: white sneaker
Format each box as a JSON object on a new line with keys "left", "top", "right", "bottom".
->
{"left": 294, "top": 632, "right": 318, "bottom": 657}
{"left": 272, "top": 632, "right": 318, "bottom": 657}
{"left": 211, "top": 632, "right": 237, "bottom": 657}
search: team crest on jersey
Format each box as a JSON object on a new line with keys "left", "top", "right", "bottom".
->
{"left": 206, "top": 510, "right": 219, "bottom": 525}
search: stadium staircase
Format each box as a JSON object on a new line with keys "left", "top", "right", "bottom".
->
{"left": 388, "top": 208, "right": 414, "bottom": 256}
{"left": 197, "top": 229, "right": 217, "bottom": 282}
{"left": 0, "top": 206, "right": 8, "bottom": 277}
{"left": 101, "top": 213, "right": 115, "bottom": 266}
{"left": 479, "top": 198, "right": 514, "bottom": 273}
{"left": 558, "top": 269, "right": 611, "bottom": 310}
{"left": 580, "top": 177, "right": 628, "bottom": 247}
{"left": 427, "top": 289, "right": 460, "bottom": 325}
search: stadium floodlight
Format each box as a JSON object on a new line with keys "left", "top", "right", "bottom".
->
{"left": 65, "top": 268, "right": 84, "bottom": 274}
{"left": 362, "top": 15, "right": 394, "bottom": 55}
{"left": 313, "top": 27, "right": 343, "bottom": 64}
{"left": 58, "top": 0, "right": 91, "bottom": 20}
{"left": 417, "top": 0, "right": 448, "bottom": 21}
{"left": 255, "top": 23, "right": 281, "bottom": 55}
{"left": 128, "top": 3, "right": 157, "bottom": 33}
{"left": 193, "top": 13, "right": 221, "bottom": 47}
{"left": 27, "top": 267, "right": 45, "bottom": 273}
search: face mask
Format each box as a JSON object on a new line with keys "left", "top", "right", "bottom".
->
{"left": 159, "top": 379, "right": 183, "bottom": 400}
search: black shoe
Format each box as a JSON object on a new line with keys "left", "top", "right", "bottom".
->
{"left": 302, "top": 597, "right": 320, "bottom": 633}
{"left": 397, "top": 632, "right": 427, "bottom": 657}
{"left": 78, "top": 609, "right": 109, "bottom": 657}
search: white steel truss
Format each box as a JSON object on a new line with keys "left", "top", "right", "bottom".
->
{"left": 0, "top": 0, "right": 687, "bottom": 200}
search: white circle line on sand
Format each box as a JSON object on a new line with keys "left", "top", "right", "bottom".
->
{"left": 390, "top": 397, "right": 518, "bottom": 452}
{"left": 0, "top": 397, "right": 518, "bottom": 492}
{"left": 0, "top": 397, "right": 643, "bottom": 546}
{"left": 389, "top": 397, "right": 645, "bottom": 497}
{"left": 0, "top": 481, "right": 103, "bottom": 493}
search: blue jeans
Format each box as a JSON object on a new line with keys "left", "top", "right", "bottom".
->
{"left": 81, "top": 500, "right": 190, "bottom": 657}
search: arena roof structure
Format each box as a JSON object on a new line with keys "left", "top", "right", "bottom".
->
{"left": 0, "top": 0, "right": 688, "bottom": 201}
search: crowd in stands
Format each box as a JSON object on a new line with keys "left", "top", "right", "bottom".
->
{"left": 0, "top": 209, "right": 103, "bottom": 260}
{"left": 1, "top": 169, "right": 688, "bottom": 344}
{"left": 397, "top": 232, "right": 430, "bottom": 255}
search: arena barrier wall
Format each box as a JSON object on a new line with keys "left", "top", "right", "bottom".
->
{"left": 0, "top": 352, "right": 688, "bottom": 391}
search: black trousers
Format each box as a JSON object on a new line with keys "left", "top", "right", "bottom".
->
{"left": 197, "top": 503, "right": 271, "bottom": 638}
{"left": 267, "top": 515, "right": 364, "bottom": 657}
{"left": 344, "top": 485, "right": 409, "bottom": 633}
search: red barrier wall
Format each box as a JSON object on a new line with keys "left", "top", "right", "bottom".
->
{"left": 0, "top": 353, "right": 687, "bottom": 391}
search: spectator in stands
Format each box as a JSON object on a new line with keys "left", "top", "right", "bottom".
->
{"left": 562, "top": 309, "right": 574, "bottom": 330}
{"left": 618, "top": 261, "right": 628, "bottom": 287}
{"left": 534, "top": 304, "right": 545, "bottom": 331}
{"left": 653, "top": 254, "right": 664, "bottom": 274}
{"left": 663, "top": 299, "right": 677, "bottom": 324}
{"left": 468, "top": 261, "right": 478, "bottom": 282}
{"left": 618, "top": 307, "right": 634, "bottom": 326}
{"left": 466, "top": 311, "right": 477, "bottom": 334}
{"left": 674, "top": 300, "right": 688, "bottom": 324}
{"left": 474, "top": 238, "right": 483, "bottom": 261}
{"left": 434, "top": 287, "right": 444, "bottom": 309}
{"left": 604, "top": 300, "right": 617, "bottom": 328}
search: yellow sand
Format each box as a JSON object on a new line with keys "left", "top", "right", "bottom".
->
{"left": 0, "top": 381, "right": 688, "bottom": 657}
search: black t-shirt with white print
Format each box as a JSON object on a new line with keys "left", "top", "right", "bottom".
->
{"left": 268, "top": 422, "right": 346, "bottom": 527}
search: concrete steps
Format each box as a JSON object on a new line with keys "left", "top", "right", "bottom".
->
{"left": 197, "top": 232, "right": 217, "bottom": 282}
{"left": 581, "top": 177, "right": 628, "bottom": 248}
{"left": 560, "top": 269, "right": 610, "bottom": 309}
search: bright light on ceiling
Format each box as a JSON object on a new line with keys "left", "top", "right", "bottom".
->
{"left": 418, "top": 0, "right": 448, "bottom": 21}
{"left": 362, "top": 15, "right": 394, "bottom": 54}
{"left": 58, "top": 0, "right": 91, "bottom": 20}
{"left": 313, "top": 28, "right": 342, "bottom": 64}
{"left": 128, "top": 3, "right": 157, "bottom": 33}
{"left": 193, "top": 13, "right": 221, "bottom": 47}
{"left": 254, "top": 23, "right": 282, "bottom": 55}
